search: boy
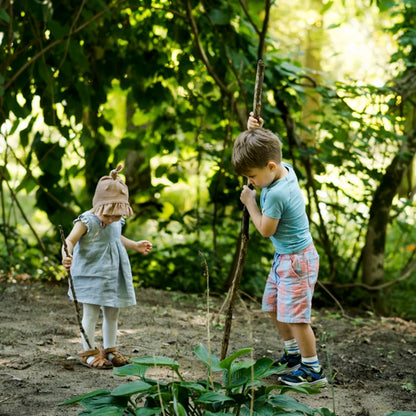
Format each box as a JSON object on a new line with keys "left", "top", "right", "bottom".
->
{"left": 231, "top": 113, "right": 327, "bottom": 387}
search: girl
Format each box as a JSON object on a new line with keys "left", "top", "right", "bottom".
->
{"left": 62, "top": 165, "right": 152, "bottom": 369}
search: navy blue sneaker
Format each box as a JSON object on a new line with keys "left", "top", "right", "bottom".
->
{"left": 273, "top": 350, "right": 301, "bottom": 375}
{"left": 279, "top": 363, "right": 328, "bottom": 387}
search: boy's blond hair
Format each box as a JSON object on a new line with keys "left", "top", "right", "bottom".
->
{"left": 232, "top": 128, "right": 283, "bottom": 175}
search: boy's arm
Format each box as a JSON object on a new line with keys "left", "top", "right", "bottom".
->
{"left": 62, "top": 221, "right": 87, "bottom": 271}
{"left": 240, "top": 185, "right": 279, "bottom": 237}
{"left": 121, "top": 235, "right": 152, "bottom": 255}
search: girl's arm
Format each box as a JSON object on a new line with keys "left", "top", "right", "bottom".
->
{"left": 121, "top": 235, "right": 152, "bottom": 255}
{"left": 61, "top": 221, "right": 87, "bottom": 271}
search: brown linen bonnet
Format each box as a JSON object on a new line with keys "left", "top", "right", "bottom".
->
{"left": 92, "top": 164, "right": 133, "bottom": 218}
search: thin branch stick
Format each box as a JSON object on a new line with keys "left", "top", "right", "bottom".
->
{"left": 221, "top": 59, "right": 266, "bottom": 361}
{"left": 237, "top": 0, "right": 261, "bottom": 36}
{"left": 59, "top": 225, "right": 92, "bottom": 350}
{"left": 257, "top": 0, "right": 271, "bottom": 60}
{"left": 199, "top": 251, "right": 215, "bottom": 390}
{"left": 252, "top": 59, "right": 265, "bottom": 119}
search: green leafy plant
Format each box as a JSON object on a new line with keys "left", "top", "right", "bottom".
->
{"left": 59, "top": 344, "right": 334, "bottom": 416}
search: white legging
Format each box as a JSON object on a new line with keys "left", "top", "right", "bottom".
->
{"left": 81, "top": 303, "right": 120, "bottom": 351}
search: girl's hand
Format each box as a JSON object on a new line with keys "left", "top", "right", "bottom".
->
{"left": 247, "top": 111, "right": 264, "bottom": 129}
{"left": 240, "top": 184, "right": 257, "bottom": 206}
{"left": 62, "top": 255, "right": 73, "bottom": 272}
{"left": 135, "top": 240, "right": 153, "bottom": 255}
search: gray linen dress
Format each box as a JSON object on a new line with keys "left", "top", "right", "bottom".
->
{"left": 68, "top": 211, "right": 136, "bottom": 308}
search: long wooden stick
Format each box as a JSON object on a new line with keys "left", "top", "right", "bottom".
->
{"left": 221, "top": 59, "right": 265, "bottom": 360}
{"left": 59, "top": 225, "right": 92, "bottom": 350}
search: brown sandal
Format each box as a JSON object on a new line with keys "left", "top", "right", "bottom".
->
{"left": 78, "top": 348, "right": 113, "bottom": 370}
{"left": 103, "top": 347, "right": 131, "bottom": 367}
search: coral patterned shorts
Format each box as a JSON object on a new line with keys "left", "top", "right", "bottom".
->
{"left": 262, "top": 244, "right": 319, "bottom": 323}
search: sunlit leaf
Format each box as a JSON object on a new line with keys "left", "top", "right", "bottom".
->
{"left": 194, "top": 344, "right": 221, "bottom": 371}
{"left": 113, "top": 363, "right": 148, "bottom": 377}
{"left": 219, "top": 348, "right": 252, "bottom": 371}
{"left": 131, "top": 356, "right": 179, "bottom": 371}
{"left": 111, "top": 380, "right": 152, "bottom": 397}
{"left": 58, "top": 389, "right": 111, "bottom": 405}
{"left": 195, "top": 391, "right": 234, "bottom": 404}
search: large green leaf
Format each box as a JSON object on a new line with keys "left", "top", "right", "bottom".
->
{"left": 240, "top": 403, "right": 275, "bottom": 416}
{"left": 180, "top": 381, "right": 208, "bottom": 392}
{"left": 113, "top": 363, "right": 148, "bottom": 377}
{"left": 194, "top": 344, "right": 222, "bottom": 371}
{"left": 195, "top": 391, "right": 234, "bottom": 404}
{"left": 80, "top": 394, "right": 129, "bottom": 411}
{"left": 135, "top": 408, "right": 162, "bottom": 416}
{"left": 58, "top": 389, "right": 111, "bottom": 406}
{"left": 86, "top": 406, "right": 125, "bottom": 416}
{"left": 131, "top": 356, "right": 179, "bottom": 371}
{"left": 111, "top": 380, "right": 152, "bottom": 397}
{"left": 219, "top": 348, "right": 252, "bottom": 371}
{"left": 173, "top": 398, "right": 188, "bottom": 416}
{"left": 268, "top": 395, "right": 314, "bottom": 415}
{"left": 315, "top": 408, "right": 337, "bottom": 416}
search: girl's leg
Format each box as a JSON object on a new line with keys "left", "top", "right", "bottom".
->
{"left": 81, "top": 303, "right": 101, "bottom": 351}
{"left": 102, "top": 306, "right": 120, "bottom": 350}
{"left": 102, "top": 306, "right": 131, "bottom": 366}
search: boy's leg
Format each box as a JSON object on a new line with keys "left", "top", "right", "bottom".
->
{"left": 289, "top": 322, "right": 317, "bottom": 358}
{"left": 268, "top": 313, "right": 301, "bottom": 373}
{"left": 279, "top": 322, "right": 327, "bottom": 386}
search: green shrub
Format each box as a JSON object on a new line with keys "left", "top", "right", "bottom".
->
{"left": 59, "top": 344, "right": 333, "bottom": 416}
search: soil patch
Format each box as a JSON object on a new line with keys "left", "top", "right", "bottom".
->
{"left": 0, "top": 282, "right": 415, "bottom": 415}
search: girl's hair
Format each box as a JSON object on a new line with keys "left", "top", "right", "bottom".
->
{"left": 232, "top": 128, "right": 282, "bottom": 175}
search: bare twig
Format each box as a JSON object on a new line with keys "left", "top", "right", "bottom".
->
{"left": 257, "top": 0, "right": 271, "bottom": 60}
{"left": 221, "top": 59, "right": 266, "bottom": 360}
{"left": 59, "top": 225, "right": 92, "bottom": 350}
{"left": 252, "top": 59, "right": 265, "bottom": 119}
{"left": 199, "top": 251, "right": 215, "bottom": 390}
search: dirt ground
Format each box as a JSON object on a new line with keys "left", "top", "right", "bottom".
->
{"left": 0, "top": 281, "right": 415, "bottom": 416}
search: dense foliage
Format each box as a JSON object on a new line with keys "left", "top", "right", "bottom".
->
{"left": 1, "top": 0, "right": 415, "bottom": 317}
{"left": 59, "top": 344, "right": 332, "bottom": 415}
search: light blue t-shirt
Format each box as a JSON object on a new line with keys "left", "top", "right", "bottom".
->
{"left": 260, "top": 162, "right": 312, "bottom": 254}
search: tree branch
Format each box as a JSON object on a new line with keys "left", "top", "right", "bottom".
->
{"left": 0, "top": 169, "right": 46, "bottom": 253}
{"left": 4, "top": 0, "right": 125, "bottom": 92}
{"left": 257, "top": 0, "right": 271, "bottom": 60}
{"left": 185, "top": 0, "right": 232, "bottom": 98}
{"left": 237, "top": 0, "right": 261, "bottom": 35}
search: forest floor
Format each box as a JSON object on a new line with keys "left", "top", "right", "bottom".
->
{"left": 0, "top": 281, "right": 415, "bottom": 416}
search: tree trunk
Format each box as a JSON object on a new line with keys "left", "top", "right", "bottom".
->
{"left": 362, "top": 129, "right": 416, "bottom": 286}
